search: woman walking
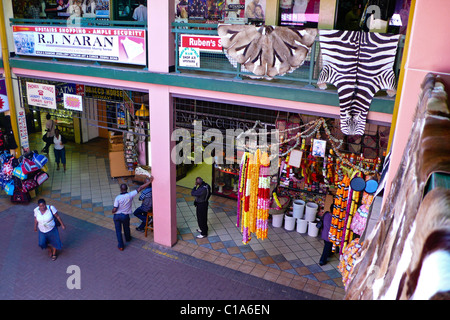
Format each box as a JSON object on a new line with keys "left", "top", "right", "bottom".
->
{"left": 53, "top": 128, "right": 67, "bottom": 172}
{"left": 33, "top": 199, "right": 65, "bottom": 261}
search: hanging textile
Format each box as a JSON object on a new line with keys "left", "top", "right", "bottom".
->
{"left": 237, "top": 149, "right": 271, "bottom": 244}
{"left": 218, "top": 24, "right": 317, "bottom": 79}
{"left": 317, "top": 30, "right": 400, "bottom": 135}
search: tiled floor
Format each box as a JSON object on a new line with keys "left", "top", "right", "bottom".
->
{"left": 22, "top": 132, "right": 344, "bottom": 298}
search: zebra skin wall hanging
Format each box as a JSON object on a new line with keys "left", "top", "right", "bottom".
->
{"left": 317, "top": 30, "right": 400, "bottom": 135}
{"left": 217, "top": 24, "right": 317, "bottom": 80}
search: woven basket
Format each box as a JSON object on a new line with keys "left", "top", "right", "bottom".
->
{"left": 269, "top": 196, "right": 290, "bottom": 215}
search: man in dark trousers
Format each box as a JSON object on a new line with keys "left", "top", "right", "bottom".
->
{"left": 191, "top": 177, "right": 211, "bottom": 239}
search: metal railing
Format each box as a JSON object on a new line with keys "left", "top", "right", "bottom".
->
{"left": 172, "top": 22, "right": 405, "bottom": 87}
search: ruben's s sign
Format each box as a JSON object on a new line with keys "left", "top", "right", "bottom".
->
{"left": 180, "top": 35, "right": 223, "bottom": 52}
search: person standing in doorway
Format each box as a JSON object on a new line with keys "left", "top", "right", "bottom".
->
{"left": 42, "top": 114, "right": 55, "bottom": 154}
{"left": 132, "top": 0, "right": 147, "bottom": 22}
{"left": 191, "top": 177, "right": 211, "bottom": 239}
{"left": 112, "top": 179, "right": 151, "bottom": 250}
{"left": 53, "top": 128, "right": 67, "bottom": 172}
{"left": 34, "top": 199, "right": 66, "bottom": 261}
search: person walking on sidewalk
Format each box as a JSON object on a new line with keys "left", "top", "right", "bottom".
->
{"left": 133, "top": 176, "right": 154, "bottom": 232}
{"left": 191, "top": 177, "right": 211, "bottom": 239}
{"left": 112, "top": 179, "right": 152, "bottom": 250}
{"left": 33, "top": 199, "right": 65, "bottom": 261}
{"left": 53, "top": 128, "right": 67, "bottom": 172}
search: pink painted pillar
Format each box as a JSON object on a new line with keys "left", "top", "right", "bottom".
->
{"left": 147, "top": 0, "right": 175, "bottom": 72}
{"left": 384, "top": 0, "right": 450, "bottom": 200}
{"left": 149, "top": 85, "right": 177, "bottom": 247}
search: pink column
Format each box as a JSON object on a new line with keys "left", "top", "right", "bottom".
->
{"left": 149, "top": 85, "right": 177, "bottom": 247}
{"left": 385, "top": 0, "right": 450, "bottom": 199}
{"left": 147, "top": 0, "right": 175, "bottom": 72}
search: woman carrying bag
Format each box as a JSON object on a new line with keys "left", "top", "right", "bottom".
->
{"left": 53, "top": 128, "right": 67, "bottom": 172}
{"left": 42, "top": 114, "right": 55, "bottom": 154}
{"left": 33, "top": 198, "right": 66, "bottom": 261}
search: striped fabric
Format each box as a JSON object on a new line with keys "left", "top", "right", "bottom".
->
{"left": 317, "top": 30, "right": 400, "bottom": 135}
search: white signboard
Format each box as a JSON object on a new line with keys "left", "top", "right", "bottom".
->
{"left": 26, "top": 82, "right": 56, "bottom": 109}
{"left": 63, "top": 93, "right": 83, "bottom": 112}
{"left": 179, "top": 47, "right": 200, "bottom": 68}
{"left": 13, "top": 25, "right": 146, "bottom": 66}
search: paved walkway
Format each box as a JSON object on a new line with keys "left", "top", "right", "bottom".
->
{"left": 0, "top": 198, "right": 328, "bottom": 301}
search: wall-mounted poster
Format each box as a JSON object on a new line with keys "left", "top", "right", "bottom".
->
{"left": 280, "top": 0, "right": 320, "bottom": 27}
{"left": 245, "top": 0, "right": 266, "bottom": 24}
{"left": 0, "top": 80, "right": 10, "bottom": 113}
{"left": 224, "top": 0, "right": 245, "bottom": 22}
{"left": 188, "top": 0, "right": 208, "bottom": 21}
{"left": 206, "top": 0, "right": 226, "bottom": 21}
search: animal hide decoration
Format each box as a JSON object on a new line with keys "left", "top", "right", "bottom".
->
{"left": 317, "top": 30, "right": 400, "bottom": 136}
{"left": 344, "top": 73, "right": 450, "bottom": 300}
{"left": 217, "top": 24, "right": 317, "bottom": 80}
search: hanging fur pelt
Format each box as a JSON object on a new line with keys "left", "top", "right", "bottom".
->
{"left": 344, "top": 73, "right": 450, "bottom": 300}
{"left": 218, "top": 24, "right": 317, "bottom": 79}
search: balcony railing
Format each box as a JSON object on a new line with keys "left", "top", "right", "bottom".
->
{"left": 172, "top": 22, "right": 405, "bottom": 88}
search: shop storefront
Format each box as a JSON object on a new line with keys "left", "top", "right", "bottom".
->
{"left": 174, "top": 96, "right": 390, "bottom": 246}
{"left": 17, "top": 77, "right": 151, "bottom": 178}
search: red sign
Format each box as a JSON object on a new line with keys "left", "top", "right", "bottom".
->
{"left": 180, "top": 35, "right": 223, "bottom": 52}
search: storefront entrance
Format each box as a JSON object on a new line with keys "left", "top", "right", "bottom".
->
{"left": 17, "top": 77, "right": 151, "bottom": 178}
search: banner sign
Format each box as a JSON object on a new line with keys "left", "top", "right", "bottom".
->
{"left": 180, "top": 34, "right": 223, "bottom": 52}
{"left": 26, "top": 82, "right": 56, "bottom": 109}
{"left": 63, "top": 93, "right": 83, "bottom": 112}
{"left": 12, "top": 25, "right": 146, "bottom": 66}
{"left": 0, "top": 79, "right": 10, "bottom": 113}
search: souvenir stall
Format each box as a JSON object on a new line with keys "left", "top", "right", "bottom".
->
{"left": 0, "top": 150, "right": 49, "bottom": 203}
{"left": 236, "top": 114, "right": 387, "bottom": 249}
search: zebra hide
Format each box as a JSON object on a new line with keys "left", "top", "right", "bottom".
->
{"left": 317, "top": 30, "right": 400, "bottom": 136}
{"left": 217, "top": 24, "right": 317, "bottom": 80}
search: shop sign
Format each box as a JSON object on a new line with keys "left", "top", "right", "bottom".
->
{"left": 179, "top": 47, "right": 200, "bottom": 68}
{"left": 84, "top": 86, "right": 124, "bottom": 101}
{"left": 63, "top": 93, "right": 83, "bottom": 112}
{"left": 180, "top": 34, "right": 223, "bottom": 52}
{"left": 57, "top": 83, "right": 77, "bottom": 103}
{"left": 17, "top": 109, "right": 29, "bottom": 151}
{"left": 26, "top": 82, "right": 56, "bottom": 109}
{"left": 0, "top": 79, "right": 10, "bottom": 113}
{"left": 12, "top": 25, "right": 146, "bottom": 66}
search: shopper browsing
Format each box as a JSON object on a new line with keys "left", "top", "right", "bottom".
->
{"left": 112, "top": 178, "right": 152, "bottom": 250}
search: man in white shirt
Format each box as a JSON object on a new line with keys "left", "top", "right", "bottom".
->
{"left": 132, "top": 0, "right": 147, "bottom": 22}
{"left": 112, "top": 178, "right": 152, "bottom": 250}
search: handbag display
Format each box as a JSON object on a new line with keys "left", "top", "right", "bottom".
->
{"left": 34, "top": 171, "right": 49, "bottom": 185}
{"left": 22, "top": 158, "right": 39, "bottom": 174}
{"left": 32, "top": 153, "right": 48, "bottom": 168}
{"left": 22, "top": 178, "right": 39, "bottom": 191}
{"left": 13, "top": 166, "right": 27, "bottom": 180}
{"left": 4, "top": 180, "right": 14, "bottom": 196}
